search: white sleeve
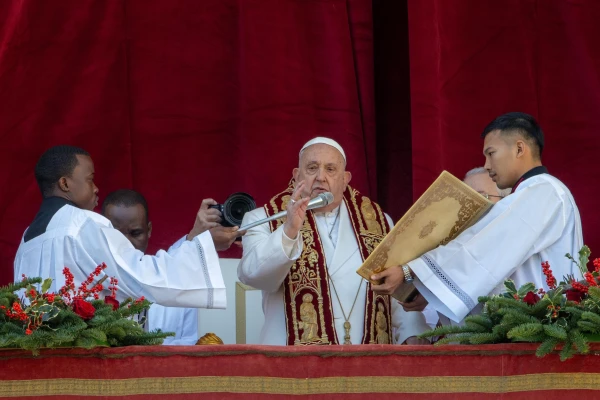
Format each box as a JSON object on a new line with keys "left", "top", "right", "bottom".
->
{"left": 391, "top": 301, "right": 433, "bottom": 344}
{"left": 74, "top": 220, "right": 226, "bottom": 309}
{"left": 237, "top": 208, "right": 302, "bottom": 292}
{"left": 409, "top": 181, "right": 566, "bottom": 322}
{"left": 167, "top": 235, "right": 189, "bottom": 253}
{"left": 177, "top": 307, "right": 200, "bottom": 345}
{"left": 162, "top": 308, "right": 199, "bottom": 346}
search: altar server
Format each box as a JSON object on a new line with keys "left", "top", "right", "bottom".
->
{"left": 372, "top": 112, "right": 584, "bottom": 323}
{"left": 238, "top": 137, "right": 434, "bottom": 345}
{"left": 102, "top": 189, "right": 240, "bottom": 344}
{"left": 15, "top": 145, "right": 232, "bottom": 309}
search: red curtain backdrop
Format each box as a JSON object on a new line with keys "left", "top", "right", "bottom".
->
{"left": 2, "top": 0, "right": 599, "bottom": 285}
{"left": 0, "top": 0, "right": 388, "bottom": 285}
{"left": 407, "top": 0, "right": 600, "bottom": 259}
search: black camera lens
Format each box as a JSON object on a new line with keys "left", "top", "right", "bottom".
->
{"left": 209, "top": 192, "right": 256, "bottom": 227}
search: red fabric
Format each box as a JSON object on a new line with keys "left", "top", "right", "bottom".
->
{"left": 408, "top": 0, "right": 600, "bottom": 257}
{"left": 1, "top": 344, "right": 600, "bottom": 398}
{"left": 0, "top": 0, "right": 379, "bottom": 284}
{"left": 2, "top": 0, "right": 598, "bottom": 285}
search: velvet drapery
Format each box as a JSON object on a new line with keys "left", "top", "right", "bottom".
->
{"left": 0, "top": 0, "right": 394, "bottom": 284}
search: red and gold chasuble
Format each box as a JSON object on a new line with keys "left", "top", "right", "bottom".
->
{"left": 265, "top": 184, "right": 392, "bottom": 345}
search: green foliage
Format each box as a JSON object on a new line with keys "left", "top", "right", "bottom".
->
{"left": 566, "top": 246, "right": 591, "bottom": 277}
{"left": 466, "top": 332, "right": 501, "bottom": 344}
{"left": 570, "top": 329, "right": 589, "bottom": 354}
{"left": 542, "top": 324, "right": 568, "bottom": 340}
{"left": 504, "top": 280, "right": 518, "bottom": 295}
{"left": 420, "top": 247, "right": 600, "bottom": 361}
{"left": 507, "top": 323, "right": 543, "bottom": 340}
{"left": 0, "top": 277, "right": 174, "bottom": 355}
{"left": 464, "top": 314, "right": 493, "bottom": 330}
{"left": 493, "top": 296, "right": 537, "bottom": 314}
{"left": 517, "top": 283, "right": 537, "bottom": 298}
{"left": 535, "top": 338, "right": 560, "bottom": 358}
{"left": 581, "top": 311, "right": 600, "bottom": 325}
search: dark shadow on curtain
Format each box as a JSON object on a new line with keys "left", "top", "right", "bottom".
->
{"left": 373, "top": 0, "right": 412, "bottom": 222}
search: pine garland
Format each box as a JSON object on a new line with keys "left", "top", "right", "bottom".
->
{"left": 1, "top": 267, "right": 174, "bottom": 355}
{"left": 419, "top": 247, "right": 600, "bottom": 361}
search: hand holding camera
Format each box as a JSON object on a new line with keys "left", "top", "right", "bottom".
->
{"left": 187, "top": 193, "right": 255, "bottom": 247}
{"left": 187, "top": 198, "right": 223, "bottom": 240}
{"left": 210, "top": 226, "right": 245, "bottom": 251}
{"left": 208, "top": 192, "right": 256, "bottom": 227}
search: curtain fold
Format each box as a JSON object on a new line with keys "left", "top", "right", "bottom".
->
{"left": 408, "top": 0, "right": 600, "bottom": 257}
{"left": 0, "top": 0, "right": 379, "bottom": 284}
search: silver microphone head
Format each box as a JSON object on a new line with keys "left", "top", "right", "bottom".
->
{"left": 320, "top": 192, "right": 334, "bottom": 205}
{"left": 307, "top": 192, "right": 334, "bottom": 210}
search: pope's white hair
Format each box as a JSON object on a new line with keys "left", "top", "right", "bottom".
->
{"left": 464, "top": 167, "right": 488, "bottom": 179}
{"left": 464, "top": 167, "right": 510, "bottom": 197}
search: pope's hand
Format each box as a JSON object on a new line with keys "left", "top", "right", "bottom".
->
{"left": 283, "top": 180, "right": 310, "bottom": 239}
{"left": 187, "top": 199, "right": 223, "bottom": 240}
{"left": 370, "top": 265, "right": 405, "bottom": 295}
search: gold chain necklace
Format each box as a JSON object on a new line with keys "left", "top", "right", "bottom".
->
{"left": 330, "top": 278, "right": 363, "bottom": 345}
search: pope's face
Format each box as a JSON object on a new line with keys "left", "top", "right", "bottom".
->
{"left": 293, "top": 144, "right": 351, "bottom": 212}
{"left": 483, "top": 130, "right": 521, "bottom": 190}
{"left": 464, "top": 173, "right": 503, "bottom": 203}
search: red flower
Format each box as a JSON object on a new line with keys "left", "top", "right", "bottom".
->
{"left": 25, "top": 329, "right": 32, "bottom": 335}
{"left": 566, "top": 289, "right": 585, "bottom": 303}
{"left": 523, "top": 291, "right": 540, "bottom": 305}
{"left": 104, "top": 295, "right": 120, "bottom": 311}
{"left": 72, "top": 297, "right": 95, "bottom": 320}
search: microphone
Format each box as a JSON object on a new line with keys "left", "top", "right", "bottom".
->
{"left": 306, "top": 192, "right": 334, "bottom": 210}
{"left": 239, "top": 192, "right": 334, "bottom": 231}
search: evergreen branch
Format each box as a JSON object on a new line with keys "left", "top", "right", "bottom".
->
{"left": 463, "top": 314, "right": 494, "bottom": 330}
{"left": 535, "top": 338, "right": 560, "bottom": 358}
{"left": 581, "top": 311, "right": 600, "bottom": 326}
{"left": 577, "top": 320, "right": 600, "bottom": 333}
{"left": 569, "top": 329, "right": 589, "bottom": 354}
{"left": 467, "top": 333, "right": 501, "bottom": 344}
{"left": 507, "top": 323, "right": 544, "bottom": 340}
{"left": 588, "top": 287, "right": 600, "bottom": 302}
{"left": 491, "top": 297, "right": 537, "bottom": 314}
{"left": 543, "top": 324, "right": 568, "bottom": 340}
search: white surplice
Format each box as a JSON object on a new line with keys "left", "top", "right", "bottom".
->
{"left": 409, "top": 173, "right": 584, "bottom": 323}
{"left": 238, "top": 201, "right": 434, "bottom": 345}
{"left": 147, "top": 305, "right": 198, "bottom": 345}
{"left": 14, "top": 203, "right": 226, "bottom": 309}
{"left": 146, "top": 236, "right": 199, "bottom": 345}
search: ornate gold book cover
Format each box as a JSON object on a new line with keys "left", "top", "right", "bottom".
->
{"left": 356, "top": 170, "right": 493, "bottom": 301}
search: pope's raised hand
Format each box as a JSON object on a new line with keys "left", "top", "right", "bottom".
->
{"left": 283, "top": 180, "right": 310, "bottom": 239}
{"left": 187, "top": 198, "right": 223, "bottom": 240}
